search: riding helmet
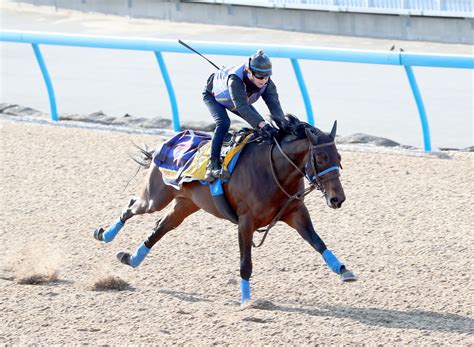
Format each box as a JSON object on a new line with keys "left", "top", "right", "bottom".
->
{"left": 248, "top": 49, "right": 272, "bottom": 77}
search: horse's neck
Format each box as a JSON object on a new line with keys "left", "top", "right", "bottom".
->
{"left": 274, "top": 138, "right": 309, "bottom": 185}
{"left": 281, "top": 137, "right": 309, "bottom": 163}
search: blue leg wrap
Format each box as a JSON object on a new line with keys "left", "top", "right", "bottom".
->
{"left": 322, "top": 249, "right": 344, "bottom": 274}
{"left": 240, "top": 279, "right": 251, "bottom": 304}
{"left": 129, "top": 242, "right": 150, "bottom": 268}
{"left": 102, "top": 218, "right": 124, "bottom": 243}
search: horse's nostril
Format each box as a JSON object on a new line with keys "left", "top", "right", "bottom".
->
{"left": 330, "top": 196, "right": 345, "bottom": 208}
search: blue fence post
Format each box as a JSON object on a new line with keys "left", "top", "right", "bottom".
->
{"left": 2, "top": 31, "right": 472, "bottom": 148}
{"left": 154, "top": 51, "right": 180, "bottom": 132}
{"left": 290, "top": 58, "right": 314, "bottom": 126}
{"left": 403, "top": 65, "right": 432, "bottom": 152}
{"left": 31, "top": 43, "right": 58, "bottom": 121}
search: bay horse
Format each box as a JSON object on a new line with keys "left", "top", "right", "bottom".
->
{"left": 94, "top": 114, "right": 357, "bottom": 305}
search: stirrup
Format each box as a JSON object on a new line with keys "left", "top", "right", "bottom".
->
{"left": 219, "top": 168, "right": 231, "bottom": 179}
{"left": 205, "top": 159, "right": 222, "bottom": 181}
{"left": 204, "top": 167, "right": 229, "bottom": 181}
{"left": 204, "top": 168, "right": 220, "bottom": 181}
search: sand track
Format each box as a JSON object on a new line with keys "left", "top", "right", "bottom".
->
{"left": 0, "top": 119, "right": 472, "bottom": 344}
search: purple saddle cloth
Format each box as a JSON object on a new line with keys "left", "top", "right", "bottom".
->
{"left": 153, "top": 130, "right": 211, "bottom": 187}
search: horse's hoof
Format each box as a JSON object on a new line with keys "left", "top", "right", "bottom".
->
{"left": 240, "top": 300, "right": 252, "bottom": 310}
{"left": 340, "top": 269, "right": 357, "bottom": 282}
{"left": 116, "top": 252, "right": 132, "bottom": 266}
{"left": 93, "top": 227, "right": 104, "bottom": 241}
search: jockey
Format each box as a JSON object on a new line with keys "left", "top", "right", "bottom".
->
{"left": 203, "top": 49, "right": 285, "bottom": 181}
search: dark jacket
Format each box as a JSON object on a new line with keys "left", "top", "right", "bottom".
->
{"left": 207, "top": 68, "right": 285, "bottom": 128}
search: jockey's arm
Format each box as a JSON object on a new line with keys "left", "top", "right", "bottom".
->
{"left": 228, "top": 75, "right": 265, "bottom": 128}
{"left": 261, "top": 79, "right": 285, "bottom": 123}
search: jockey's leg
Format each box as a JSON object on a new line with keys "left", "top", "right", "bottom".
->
{"left": 238, "top": 219, "right": 254, "bottom": 305}
{"left": 203, "top": 90, "right": 230, "bottom": 180}
{"left": 283, "top": 205, "right": 357, "bottom": 282}
{"left": 116, "top": 197, "right": 199, "bottom": 268}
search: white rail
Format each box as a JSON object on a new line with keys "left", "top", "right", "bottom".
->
{"left": 186, "top": 0, "right": 474, "bottom": 17}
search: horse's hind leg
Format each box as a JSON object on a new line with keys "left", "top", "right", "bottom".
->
{"left": 94, "top": 165, "right": 175, "bottom": 243}
{"left": 94, "top": 196, "right": 148, "bottom": 243}
{"left": 117, "top": 197, "right": 199, "bottom": 268}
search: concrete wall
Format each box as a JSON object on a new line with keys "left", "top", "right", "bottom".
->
{"left": 15, "top": 0, "right": 474, "bottom": 44}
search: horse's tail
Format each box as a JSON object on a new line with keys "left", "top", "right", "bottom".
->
{"left": 121, "top": 143, "right": 155, "bottom": 192}
{"left": 131, "top": 142, "right": 154, "bottom": 169}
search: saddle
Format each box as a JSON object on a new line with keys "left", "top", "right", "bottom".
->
{"left": 153, "top": 129, "right": 254, "bottom": 189}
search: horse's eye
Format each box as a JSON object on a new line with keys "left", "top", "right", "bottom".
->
{"left": 315, "top": 152, "right": 328, "bottom": 166}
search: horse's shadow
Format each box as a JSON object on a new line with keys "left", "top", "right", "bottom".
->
{"left": 158, "top": 288, "right": 214, "bottom": 303}
{"left": 154, "top": 288, "right": 472, "bottom": 334}
{"left": 252, "top": 300, "right": 474, "bottom": 334}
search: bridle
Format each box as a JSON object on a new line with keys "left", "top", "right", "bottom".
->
{"left": 253, "top": 136, "right": 340, "bottom": 248}
{"left": 272, "top": 139, "right": 340, "bottom": 196}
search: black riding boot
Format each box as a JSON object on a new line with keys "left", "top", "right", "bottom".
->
{"left": 205, "top": 157, "right": 222, "bottom": 181}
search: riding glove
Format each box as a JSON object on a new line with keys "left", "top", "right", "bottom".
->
{"left": 260, "top": 124, "right": 278, "bottom": 139}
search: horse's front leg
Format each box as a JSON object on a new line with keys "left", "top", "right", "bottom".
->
{"left": 238, "top": 219, "right": 255, "bottom": 306}
{"left": 283, "top": 205, "right": 357, "bottom": 282}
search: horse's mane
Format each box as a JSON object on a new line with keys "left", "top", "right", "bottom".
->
{"left": 271, "top": 114, "right": 323, "bottom": 142}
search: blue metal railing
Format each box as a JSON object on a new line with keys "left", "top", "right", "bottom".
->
{"left": 1, "top": 30, "right": 473, "bottom": 151}
{"left": 31, "top": 43, "right": 58, "bottom": 121}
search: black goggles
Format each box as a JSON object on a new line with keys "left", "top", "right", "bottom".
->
{"left": 252, "top": 72, "right": 270, "bottom": 80}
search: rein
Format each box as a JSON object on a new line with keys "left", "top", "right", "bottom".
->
{"left": 252, "top": 138, "right": 339, "bottom": 248}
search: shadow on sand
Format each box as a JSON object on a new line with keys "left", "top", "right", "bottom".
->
{"left": 158, "top": 288, "right": 214, "bottom": 303}
{"left": 252, "top": 300, "right": 473, "bottom": 334}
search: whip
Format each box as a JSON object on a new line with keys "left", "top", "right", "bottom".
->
{"left": 178, "top": 39, "right": 220, "bottom": 70}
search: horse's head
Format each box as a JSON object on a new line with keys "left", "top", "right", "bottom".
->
{"left": 304, "top": 121, "right": 345, "bottom": 209}
{"left": 273, "top": 114, "right": 346, "bottom": 209}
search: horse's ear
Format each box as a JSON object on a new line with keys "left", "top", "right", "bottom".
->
{"left": 305, "top": 128, "right": 318, "bottom": 145}
{"left": 330, "top": 120, "right": 337, "bottom": 139}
